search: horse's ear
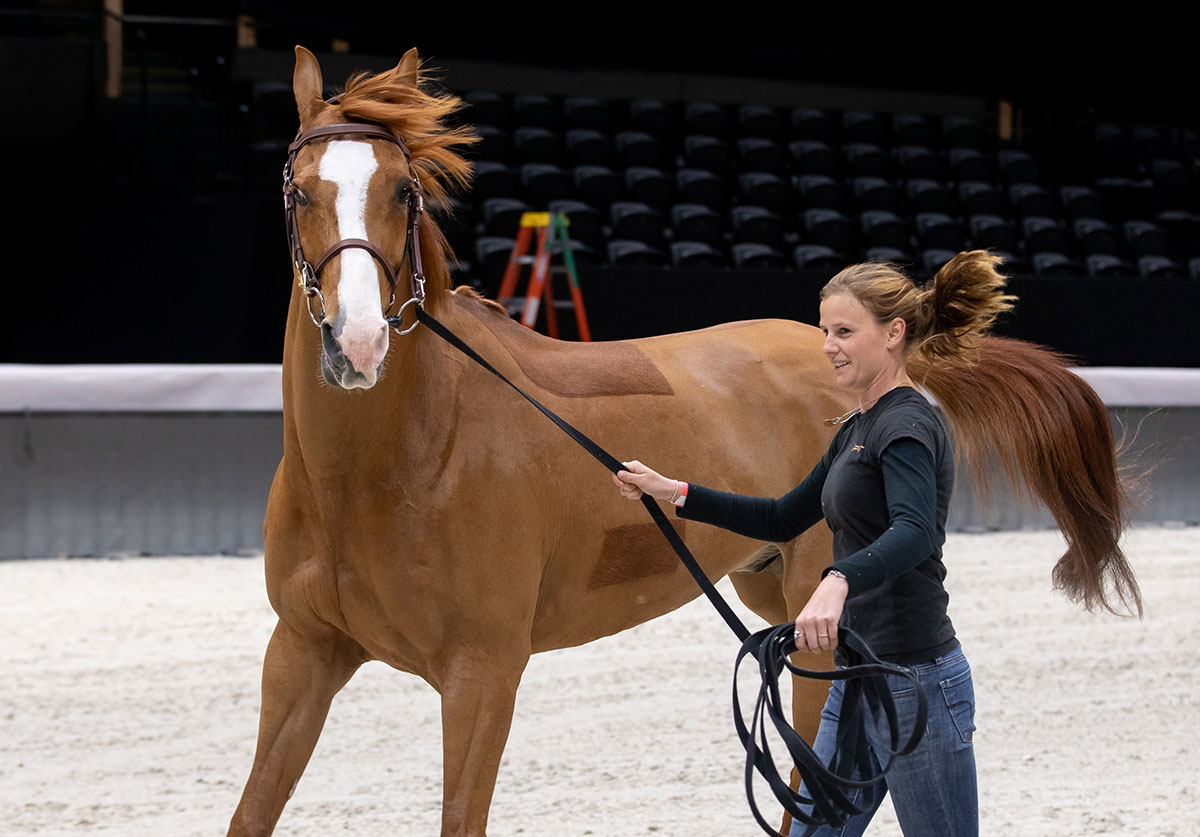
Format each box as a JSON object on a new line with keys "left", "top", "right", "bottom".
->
{"left": 393, "top": 47, "right": 420, "bottom": 88}
{"left": 293, "top": 45, "right": 325, "bottom": 127}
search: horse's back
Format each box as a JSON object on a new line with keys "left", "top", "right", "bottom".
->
{"left": 454, "top": 289, "right": 834, "bottom": 406}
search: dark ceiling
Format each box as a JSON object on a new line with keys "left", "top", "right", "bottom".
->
{"left": 234, "top": 3, "right": 1195, "bottom": 125}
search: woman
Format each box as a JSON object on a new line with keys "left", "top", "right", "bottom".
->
{"left": 614, "top": 251, "right": 1070, "bottom": 836}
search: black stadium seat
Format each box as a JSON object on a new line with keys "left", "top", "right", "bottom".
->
{"left": 625, "top": 166, "right": 675, "bottom": 209}
{"left": 472, "top": 161, "right": 520, "bottom": 201}
{"left": 565, "top": 129, "right": 615, "bottom": 167}
{"left": 737, "top": 138, "right": 787, "bottom": 175}
{"left": 482, "top": 197, "right": 530, "bottom": 236}
{"left": 738, "top": 172, "right": 791, "bottom": 214}
{"left": 610, "top": 201, "right": 664, "bottom": 246}
{"left": 860, "top": 210, "right": 912, "bottom": 250}
{"left": 1023, "top": 216, "right": 1073, "bottom": 255}
{"left": 739, "top": 104, "right": 786, "bottom": 142}
{"left": 608, "top": 239, "right": 666, "bottom": 266}
{"left": 671, "top": 240, "right": 728, "bottom": 268}
{"left": 563, "top": 95, "right": 612, "bottom": 132}
{"left": 731, "top": 205, "right": 785, "bottom": 248}
{"left": 843, "top": 110, "right": 889, "bottom": 145}
{"left": 513, "top": 126, "right": 563, "bottom": 165}
{"left": 794, "top": 243, "right": 848, "bottom": 275}
{"left": 804, "top": 208, "right": 857, "bottom": 254}
{"left": 521, "top": 163, "right": 571, "bottom": 206}
{"left": 676, "top": 168, "right": 729, "bottom": 210}
{"left": 671, "top": 203, "right": 726, "bottom": 250}
{"left": 683, "top": 134, "right": 731, "bottom": 173}
{"left": 628, "top": 99, "right": 676, "bottom": 137}
{"left": 791, "top": 107, "right": 839, "bottom": 143}
{"left": 1073, "top": 218, "right": 1120, "bottom": 256}
{"left": 616, "top": 131, "right": 668, "bottom": 169}
{"left": 732, "top": 242, "right": 788, "bottom": 270}
{"left": 685, "top": 102, "right": 733, "bottom": 138}
{"left": 916, "top": 213, "right": 966, "bottom": 251}
{"left": 852, "top": 177, "right": 906, "bottom": 214}
{"left": 907, "top": 179, "right": 957, "bottom": 214}
{"left": 513, "top": 93, "right": 560, "bottom": 130}
{"left": 573, "top": 165, "right": 623, "bottom": 208}
{"left": 892, "top": 114, "right": 938, "bottom": 148}
{"left": 463, "top": 91, "right": 511, "bottom": 129}
{"left": 896, "top": 145, "right": 946, "bottom": 181}
{"left": 1033, "top": 252, "right": 1084, "bottom": 275}
{"left": 548, "top": 200, "right": 605, "bottom": 248}
{"left": 790, "top": 140, "right": 839, "bottom": 177}
{"left": 798, "top": 174, "right": 851, "bottom": 212}
{"left": 970, "top": 215, "right": 1020, "bottom": 252}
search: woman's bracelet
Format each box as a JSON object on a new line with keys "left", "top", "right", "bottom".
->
{"left": 669, "top": 481, "right": 689, "bottom": 507}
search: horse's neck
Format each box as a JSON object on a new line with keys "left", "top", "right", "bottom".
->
{"left": 280, "top": 294, "right": 464, "bottom": 487}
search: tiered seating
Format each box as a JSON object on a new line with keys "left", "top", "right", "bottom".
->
{"left": 450, "top": 94, "right": 1199, "bottom": 281}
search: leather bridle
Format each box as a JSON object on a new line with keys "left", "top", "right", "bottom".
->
{"left": 282, "top": 122, "right": 428, "bottom": 334}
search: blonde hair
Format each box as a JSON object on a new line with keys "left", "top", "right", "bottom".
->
{"left": 821, "top": 250, "right": 1016, "bottom": 365}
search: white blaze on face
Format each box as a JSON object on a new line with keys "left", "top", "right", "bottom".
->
{"left": 318, "top": 140, "right": 389, "bottom": 385}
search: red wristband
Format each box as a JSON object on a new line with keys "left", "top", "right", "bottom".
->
{"left": 672, "top": 482, "right": 689, "bottom": 507}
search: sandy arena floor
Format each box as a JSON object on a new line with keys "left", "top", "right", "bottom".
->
{"left": 1, "top": 526, "right": 1198, "bottom": 836}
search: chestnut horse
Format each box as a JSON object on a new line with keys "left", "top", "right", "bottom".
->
{"left": 227, "top": 47, "right": 1140, "bottom": 837}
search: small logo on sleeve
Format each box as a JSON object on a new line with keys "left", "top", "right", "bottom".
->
{"left": 852, "top": 444, "right": 865, "bottom": 453}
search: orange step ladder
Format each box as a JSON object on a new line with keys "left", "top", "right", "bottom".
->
{"left": 496, "top": 211, "right": 591, "bottom": 341}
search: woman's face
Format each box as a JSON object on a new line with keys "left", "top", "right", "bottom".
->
{"left": 818, "top": 292, "right": 905, "bottom": 397}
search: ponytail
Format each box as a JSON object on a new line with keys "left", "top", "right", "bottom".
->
{"left": 911, "top": 250, "right": 1016, "bottom": 365}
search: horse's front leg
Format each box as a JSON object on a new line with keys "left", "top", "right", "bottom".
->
{"left": 227, "top": 619, "right": 363, "bottom": 837}
{"left": 436, "top": 646, "right": 530, "bottom": 837}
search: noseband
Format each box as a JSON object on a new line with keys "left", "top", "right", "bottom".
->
{"left": 282, "top": 122, "right": 428, "bottom": 333}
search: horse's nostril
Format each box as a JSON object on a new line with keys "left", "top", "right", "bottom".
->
{"left": 321, "top": 322, "right": 344, "bottom": 362}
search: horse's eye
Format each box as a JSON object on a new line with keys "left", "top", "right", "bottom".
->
{"left": 395, "top": 181, "right": 412, "bottom": 203}
{"left": 293, "top": 187, "right": 310, "bottom": 207}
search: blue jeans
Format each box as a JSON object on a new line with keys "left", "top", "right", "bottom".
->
{"left": 789, "top": 645, "right": 978, "bottom": 837}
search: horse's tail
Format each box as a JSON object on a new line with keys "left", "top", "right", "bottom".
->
{"left": 910, "top": 336, "right": 1143, "bottom": 616}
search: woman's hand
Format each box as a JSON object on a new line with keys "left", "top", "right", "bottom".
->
{"left": 793, "top": 572, "right": 849, "bottom": 653}
{"left": 613, "top": 460, "right": 680, "bottom": 502}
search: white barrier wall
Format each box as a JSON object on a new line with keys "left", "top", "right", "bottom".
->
{"left": 2, "top": 365, "right": 1198, "bottom": 558}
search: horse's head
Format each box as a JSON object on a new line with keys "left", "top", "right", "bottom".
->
{"left": 285, "top": 46, "right": 475, "bottom": 390}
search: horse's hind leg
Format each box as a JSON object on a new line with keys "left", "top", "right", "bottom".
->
{"left": 227, "top": 619, "right": 363, "bottom": 837}
{"left": 436, "top": 647, "right": 529, "bottom": 837}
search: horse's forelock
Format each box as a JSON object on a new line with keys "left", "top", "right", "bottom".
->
{"left": 332, "top": 64, "right": 476, "bottom": 203}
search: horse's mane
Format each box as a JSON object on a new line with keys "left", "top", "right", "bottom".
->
{"left": 452, "top": 285, "right": 510, "bottom": 317}
{"left": 331, "top": 60, "right": 477, "bottom": 301}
